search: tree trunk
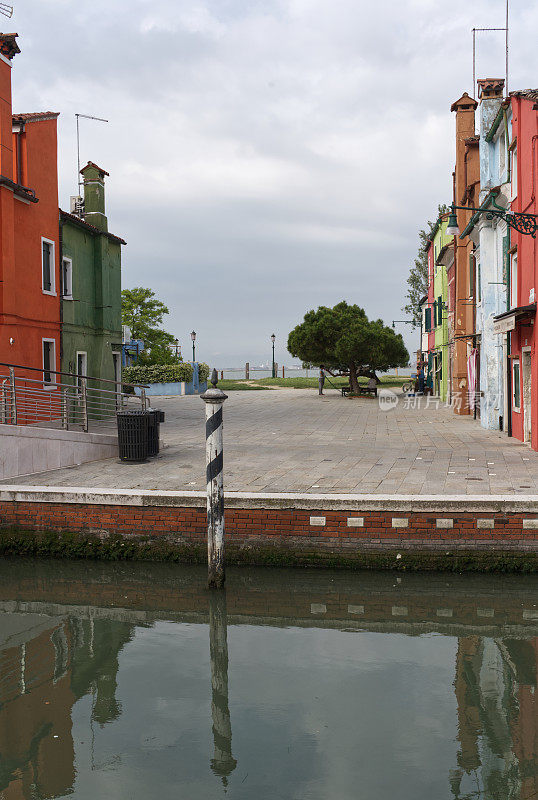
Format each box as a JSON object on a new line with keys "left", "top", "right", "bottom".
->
{"left": 349, "top": 361, "right": 360, "bottom": 393}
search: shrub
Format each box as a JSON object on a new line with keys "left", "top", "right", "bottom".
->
{"left": 198, "top": 362, "right": 210, "bottom": 382}
{"left": 123, "top": 363, "right": 194, "bottom": 384}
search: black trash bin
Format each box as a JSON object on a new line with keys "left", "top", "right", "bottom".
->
{"left": 147, "top": 408, "right": 161, "bottom": 457}
{"left": 117, "top": 410, "right": 150, "bottom": 462}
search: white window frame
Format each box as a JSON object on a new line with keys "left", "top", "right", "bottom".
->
{"left": 511, "top": 145, "right": 517, "bottom": 200}
{"left": 112, "top": 351, "right": 121, "bottom": 386}
{"left": 512, "top": 358, "right": 521, "bottom": 412}
{"left": 41, "top": 237, "right": 56, "bottom": 296}
{"left": 510, "top": 252, "right": 518, "bottom": 310}
{"left": 42, "top": 338, "right": 56, "bottom": 387}
{"left": 62, "top": 256, "right": 73, "bottom": 299}
{"left": 76, "top": 351, "right": 88, "bottom": 394}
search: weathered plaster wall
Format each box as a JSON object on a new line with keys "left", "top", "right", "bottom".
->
{"left": 477, "top": 95, "right": 509, "bottom": 431}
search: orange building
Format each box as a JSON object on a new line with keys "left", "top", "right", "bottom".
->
{"left": 0, "top": 33, "right": 60, "bottom": 383}
{"left": 450, "top": 92, "right": 480, "bottom": 414}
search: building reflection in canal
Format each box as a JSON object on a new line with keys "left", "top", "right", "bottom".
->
{"left": 0, "top": 562, "right": 536, "bottom": 799}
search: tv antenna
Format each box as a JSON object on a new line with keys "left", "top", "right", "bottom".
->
{"left": 75, "top": 112, "right": 108, "bottom": 193}
{"left": 0, "top": 4, "right": 13, "bottom": 17}
{"left": 472, "top": 0, "right": 509, "bottom": 97}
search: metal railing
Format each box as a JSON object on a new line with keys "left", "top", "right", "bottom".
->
{"left": 0, "top": 361, "right": 148, "bottom": 434}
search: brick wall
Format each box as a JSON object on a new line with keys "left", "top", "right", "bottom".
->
{"left": 1, "top": 496, "right": 538, "bottom": 554}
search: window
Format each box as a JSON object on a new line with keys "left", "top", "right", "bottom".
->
{"left": 112, "top": 352, "right": 121, "bottom": 385}
{"left": 42, "top": 238, "right": 55, "bottom": 294}
{"left": 42, "top": 339, "right": 56, "bottom": 386}
{"left": 76, "top": 351, "right": 87, "bottom": 394}
{"left": 469, "top": 253, "right": 475, "bottom": 298}
{"left": 437, "top": 296, "right": 442, "bottom": 326}
{"left": 511, "top": 146, "right": 517, "bottom": 199}
{"left": 425, "top": 307, "right": 431, "bottom": 333}
{"left": 510, "top": 252, "right": 518, "bottom": 309}
{"left": 513, "top": 359, "right": 521, "bottom": 411}
{"left": 62, "top": 257, "right": 73, "bottom": 299}
{"left": 477, "top": 258, "right": 481, "bottom": 302}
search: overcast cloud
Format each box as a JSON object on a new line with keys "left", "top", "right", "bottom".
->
{"left": 9, "top": 0, "right": 538, "bottom": 368}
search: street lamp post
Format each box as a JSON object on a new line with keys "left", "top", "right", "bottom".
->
{"left": 446, "top": 200, "right": 538, "bottom": 238}
{"left": 191, "top": 330, "right": 196, "bottom": 362}
{"left": 271, "top": 334, "right": 276, "bottom": 378}
{"left": 174, "top": 338, "right": 180, "bottom": 360}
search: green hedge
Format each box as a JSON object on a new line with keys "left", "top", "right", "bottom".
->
{"left": 123, "top": 362, "right": 210, "bottom": 385}
{"left": 123, "top": 363, "right": 194, "bottom": 384}
{"left": 198, "top": 362, "right": 210, "bottom": 382}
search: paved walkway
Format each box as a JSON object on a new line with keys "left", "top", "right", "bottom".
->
{"left": 5, "top": 389, "right": 538, "bottom": 495}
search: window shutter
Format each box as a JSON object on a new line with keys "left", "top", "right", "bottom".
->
{"left": 437, "top": 296, "right": 442, "bottom": 325}
{"left": 425, "top": 307, "right": 431, "bottom": 332}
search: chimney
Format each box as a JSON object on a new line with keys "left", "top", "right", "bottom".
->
{"left": 451, "top": 92, "right": 478, "bottom": 208}
{"left": 80, "top": 160, "right": 109, "bottom": 231}
{"left": 0, "top": 33, "right": 19, "bottom": 179}
{"left": 477, "top": 78, "right": 505, "bottom": 100}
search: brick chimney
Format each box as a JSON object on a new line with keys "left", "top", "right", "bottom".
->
{"left": 0, "top": 33, "right": 19, "bottom": 179}
{"left": 80, "top": 161, "right": 109, "bottom": 231}
{"left": 477, "top": 78, "right": 505, "bottom": 100}
{"left": 451, "top": 92, "right": 478, "bottom": 208}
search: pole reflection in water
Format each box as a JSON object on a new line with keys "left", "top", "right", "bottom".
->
{"left": 208, "top": 589, "right": 237, "bottom": 786}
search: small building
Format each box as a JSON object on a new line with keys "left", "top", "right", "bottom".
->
{"left": 431, "top": 216, "right": 452, "bottom": 402}
{"left": 463, "top": 79, "right": 509, "bottom": 432}
{"left": 450, "top": 91, "right": 480, "bottom": 414}
{"left": 0, "top": 33, "right": 61, "bottom": 384}
{"left": 494, "top": 89, "right": 538, "bottom": 447}
{"left": 60, "top": 162, "right": 125, "bottom": 391}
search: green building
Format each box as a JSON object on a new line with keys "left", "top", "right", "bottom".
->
{"left": 431, "top": 217, "right": 451, "bottom": 402}
{"left": 60, "top": 162, "right": 125, "bottom": 399}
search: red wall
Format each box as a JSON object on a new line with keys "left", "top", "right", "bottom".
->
{"left": 0, "top": 56, "right": 60, "bottom": 382}
{"left": 427, "top": 241, "right": 435, "bottom": 353}
{"left": 509, "top": 96, "right": 538, "bottom": 448}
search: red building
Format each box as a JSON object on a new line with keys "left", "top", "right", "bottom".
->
{"left": 504, "top": 91, "right": 538, "bottom": 447}
{"left": 0, "top": 33, "right": 60, "bottom": 384}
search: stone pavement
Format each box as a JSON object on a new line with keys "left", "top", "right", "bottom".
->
{"left": 4, "top": 388, "right": 538, "bottom": 495}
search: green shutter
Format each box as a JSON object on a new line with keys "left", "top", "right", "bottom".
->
{"left": 425, "top": 307, "right": 431, "bottom": 332}
{"left": 477, "top": 259, "right": 481, "bottom": 302}
{"left": 437, "top": 295, "right": 442, "bottom": 325}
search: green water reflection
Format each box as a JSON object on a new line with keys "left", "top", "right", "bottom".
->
{"left": 0, "top": 561, "right": 537, "bottom": 799}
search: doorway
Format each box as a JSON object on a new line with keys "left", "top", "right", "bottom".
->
{"left": 522, "top": 348, "right": 532, "bottom": 443}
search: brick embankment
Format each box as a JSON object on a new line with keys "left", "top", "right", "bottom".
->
{"left": 0, "top": 487, "right": 538, "bottom": 570}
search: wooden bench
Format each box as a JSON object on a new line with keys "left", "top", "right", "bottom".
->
{"left": 341, "top": 384, "right": 377, "bottom": 397}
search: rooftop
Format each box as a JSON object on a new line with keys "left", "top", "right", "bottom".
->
{"left": 12, "top": 112, "right": 60, "bottom": 123}
{"left": 60, "top": 209, "right": 126, "bottom": 245}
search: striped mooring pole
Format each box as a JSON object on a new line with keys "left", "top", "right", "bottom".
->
{"left": 201, "top": 369, "right": 228, "bottom": 589}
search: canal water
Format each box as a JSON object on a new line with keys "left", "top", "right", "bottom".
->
{"left": 1, "top": 560, "right": 537, "bottom": 799}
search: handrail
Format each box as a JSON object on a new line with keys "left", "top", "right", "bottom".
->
{"left": 0, "top": 361, "right": 149, "bottom": 389}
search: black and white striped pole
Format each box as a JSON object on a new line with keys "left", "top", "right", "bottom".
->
{"left": 201, "top": 369, "right": 228, "bottom": 589}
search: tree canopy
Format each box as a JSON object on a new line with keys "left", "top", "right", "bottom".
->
{"left": 287, "top": 301, "right": 409, "bottom": 392}
{"left": 121, "top": 287, "right": 178, "bottom": 365}
{"left": 402, "top": 203, "right": 448, "bottom": 326}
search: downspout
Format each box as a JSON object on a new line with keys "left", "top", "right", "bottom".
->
{"left": 503, "top": 107, "right": 510, "bottom": 183}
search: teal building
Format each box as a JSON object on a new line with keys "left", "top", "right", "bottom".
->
{"left": 60, "top": 162, "right": 125, "bottom": 391}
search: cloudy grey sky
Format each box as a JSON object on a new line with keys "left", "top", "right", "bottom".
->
{"left": 9, "top": 0, "right": 538, "bottom": 369}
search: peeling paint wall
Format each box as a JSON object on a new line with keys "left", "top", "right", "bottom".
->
{"left": 477, "top": 94, "right": 509, "bottom": 431}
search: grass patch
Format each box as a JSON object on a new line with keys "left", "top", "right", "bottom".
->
{"left": 254, "top": 375, "right": 409, "bottom": 389}
{"left": 217, "top": 380, "right": 271, "bottom": 391}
